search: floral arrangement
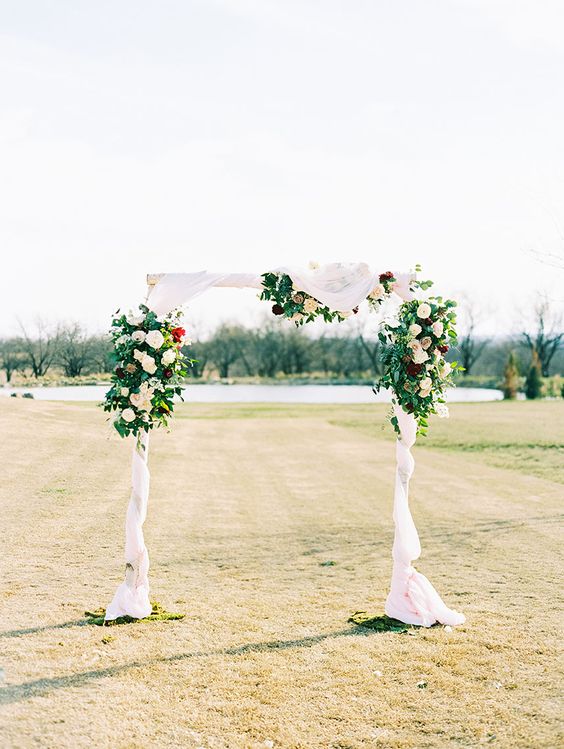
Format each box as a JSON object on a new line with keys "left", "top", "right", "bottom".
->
{"left": 101, "top": 304, "right": 193, "bottom": 438}
{"left": 260, "top": 268, "right": 401, "bottom": 326}
{"left": 374, "top": 296, "right": 463, "bottom": 436}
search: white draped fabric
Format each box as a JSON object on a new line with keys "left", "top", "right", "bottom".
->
{"left": 105, "top": 432, "right": 152, "bottom": 620}
{"left": 146, "top": 263, "right": 416, "bottom": 318}
{"left": 105, "top": 263, "right": 465, "bottom": 627}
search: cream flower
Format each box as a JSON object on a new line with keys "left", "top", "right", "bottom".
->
{"left": 290, "top": 312, "right": 304, "bottom": 323}
{"left": 292, "top": 293, "right": 305, "bottom": 304}
{"left": 130, "top": 383, "right": 153, "bottom": 411}
{"left": 412, "top": 348, "right": 430, "bottom": 364}
{"left": 409, "top": 323, "right": 422, "bottom": 337}
{"left": 417, "top": 302, "right": 431, "bottom": 319}
{"left": 339, "top": 311, "right": 353, "bottom": 318}
{"left": 133, "top": 348, "right": 144, "bottom": 362}
{"left": 420, "top": 336, "right": 432, "bottom": 350}
{"left": 439, "top": 361, "right": 452, "bottom": 377}
{"left": 369, "top": 283, "right": 385, "bottom": 301}
{"left": 145, "top": 329, "right": 165, "bottom": 349}
{"left": 432, "top": 321, "right": 444, "bottom": 337}
{"left": 121, "top": 408, "right": 136, "bottom": 423}
{"left": 436, "top": 403, "right": 450, "bottom": 418}
{"left": 419, "top": 376, "right": 432, "bottom": 392}
{"left": 407, "top": 339, "right": 423, "bottom": 352}
{"left": 131, "top": 330, "right": 146, "bottom": 343}
{"left": 120, "top": 387, "right": 129, "bottom": 396}
{"left": 126, "top": 312, "right": 145, "bottom": 326}
{"left": 303, "top": 297, "right": 319, "bottom": 314}
{"left": 162, "top": 348, "right": 176, "bottom": 365}
{"left": 141, "top": 354, "right": 157, "bottom": 374}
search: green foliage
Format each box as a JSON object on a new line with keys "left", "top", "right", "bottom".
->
{"left": 503, "top": 351, "right": 520, "bottom": 400}
{"left": 525, "top": 349, "right": 543, "bottom": 399}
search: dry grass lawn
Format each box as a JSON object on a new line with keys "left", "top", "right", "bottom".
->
{"left": 0, "top": 398, "right": 562, "bottom": 748}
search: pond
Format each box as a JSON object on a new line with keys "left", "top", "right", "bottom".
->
{"left": 1, "top": 384, "right": 503, "bottom": 403}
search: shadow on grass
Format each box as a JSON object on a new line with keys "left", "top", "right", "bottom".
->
{"left": 348, "top": 611, "right": 414, "bottom": 633}
{"left": 0, "top": 622, "right": 396, "bottom": 706}
{"left": 0, "top": 620, "right": 91, "bottom": 639}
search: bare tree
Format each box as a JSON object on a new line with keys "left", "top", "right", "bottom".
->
{"left": 0, "top": 339, "right": 26, "bottom": 383}
{"left": 56, "top": 322, "right": 93, "bottom": 377}
{"left": 18, "top": 318, "right": 60, "bottom": 378}
{"left": 456, "top": 299, "right": 490, "bottom": 375}
{"left": 522, "top": 296, "right": 563, "bottom": 376}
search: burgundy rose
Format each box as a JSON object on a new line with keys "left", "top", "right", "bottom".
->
{"left": 405, "top": 402, "right": 415, "bottom": 413}
{"left": 157, "top": 406, "right": 168, "bottom": 414}
{"left": 424, "top": 317, "right": 433, "bottom": 326}
{"left": 272, "top": 304, "right": 284, "bottom": 316}
{"left": 352, "top": 306, "right": 359, "bottom": 314}
{"left": 163, "top": 368, "right": 173, "bottom": 378}
{"left": 438, "top": 344, "right": 449, "bottom": 354}
{"left": 115, "top": 367, "right": 126, "bottom": 380}
{"left": 379, "top": 271, "right": 395, "bottom": 282}
{"left": 407, "top": 362, "right": 423, "bottom": 376}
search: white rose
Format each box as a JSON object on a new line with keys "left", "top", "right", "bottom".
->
{"left": 162, "top": 348, "right": 176, "bottom": 365}
{"left": 141, "top": 354, "right": 157, "bottom": 374}
{"left": 408, "top": 339, "right": 422, "bottom": 352}
{"left": 412, "top": 348, "right": 430, "bottom": 364}
{"left": 439, "top": 361, "right": 452, "bottom": 377}
{"left": 303, "top": 297, "right": 319, "bottom": 314}
{"left": 115, "top": 335, "right": 129, "bottom": 345}
{"left": 419, "top": 377, "right": 432, "bottom": 391}
{"left": 369, "top": 284, "right": 385, "bottom": 301}
{"left": 436, "top": 403, "right": 450, "bottom": 418}
{"left": 432, "top": 321, "right": 444, "bottom": 337}
{"left": 417, "top": 302, "right": 431, "bottom": 319}
{"left": 131, "top": 330, "right": 146, "bottom": 343}
{"left": 420, "top": 336, "right": 432, "bottom": 350}
{"left": 120, "top": 387, "right": 129, "bottom": 396}
{"left": 133, "top": 348, "right": 144, "bottom": 362}
{"left": 126, "top": 312, "right": 145, "bottom": 326}
{"left": 121, "top": 408, "right": 136, "bottom": 423}
{"left": 420, "top": 388, "right": 432, "bottom": 398}
{"left": 145, "top": 329, "right": 165, "bottom": 349}
{"left": 409, "top": 323, "right": 422, "bottom": 337}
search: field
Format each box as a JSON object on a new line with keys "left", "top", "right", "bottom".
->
{"left": 0, "top": 398, "right": 562, "bottom": 748}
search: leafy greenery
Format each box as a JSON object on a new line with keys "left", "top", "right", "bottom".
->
{"left": 101, "top": 303, "right": 194, "bottom": 437}
{"left": 374, "top": 296, "right": 463, "bottom": 436}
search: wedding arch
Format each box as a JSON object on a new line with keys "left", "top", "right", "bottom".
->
{"left": 102, "top": 263, "right": 466, "bottom": 628}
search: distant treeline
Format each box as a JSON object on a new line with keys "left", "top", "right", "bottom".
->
{"left": 1, "top": 306, "right": 562, "bottom": 390}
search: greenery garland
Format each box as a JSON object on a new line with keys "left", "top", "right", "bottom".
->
{"left": 260, "top": 269, "right": 399, "bottom": 325}
{"left": 101, "top": 304, "right": 194, "bottom": 438}
{"left": 260, "top": 267, "right": 461, "bottom": 436}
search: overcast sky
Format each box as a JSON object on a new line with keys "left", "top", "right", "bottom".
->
{"left": 1, "top": 0, "right": 562, "bottom": 337}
